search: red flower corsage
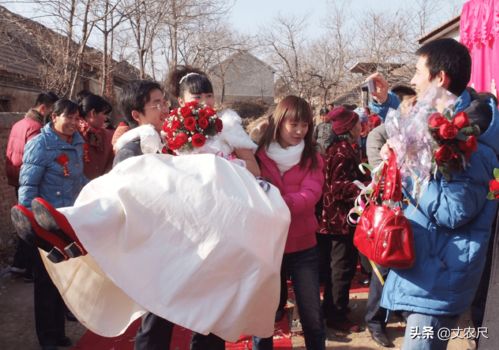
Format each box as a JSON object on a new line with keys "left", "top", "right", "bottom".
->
{"left": 488, "top": 168, "right": 499, "bottom": 200}
{"left": 56, "top": 153, "right": 70, "bottom": 177}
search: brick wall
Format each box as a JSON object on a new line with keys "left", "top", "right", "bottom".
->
{"left": 0, "top": 112, "right": 24, "bottom": 260}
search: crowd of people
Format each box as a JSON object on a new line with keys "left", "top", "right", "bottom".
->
{"left": 4, "top": 37, "right": 499, "bottom": 350}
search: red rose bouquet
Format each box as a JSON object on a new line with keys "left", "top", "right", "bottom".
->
{"left": 427, "top": 110, "right": 480, "bottom": 179}
{"left": 162, "top": 101, "right": 223, "bottom": 152}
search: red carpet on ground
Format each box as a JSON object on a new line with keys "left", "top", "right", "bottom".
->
{"left": 72, "top": 316, "right": 292, "bottom": 350}
{"left": 71, "top": 272, "right": 369, "bottom": 349}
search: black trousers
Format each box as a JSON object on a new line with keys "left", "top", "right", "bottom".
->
{"left": 33, "top": 248, "right": 66, "bottom": 346}
{"left": 365, "top": 263, "right": 390, "bottom": 332}
{"left": 318, "top": 233, "right": 358, "bottom": 321}
{"left": 134, "top": 312, "right": 225, "bottom": 350}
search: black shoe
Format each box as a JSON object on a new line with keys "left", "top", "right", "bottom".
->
{"left": 369, "top": 329, "right": 394, "bottom": 348}
{"left": 57, "top": 336, "right": 72, "bottom": 347}
{"left": 41, "top": 346, "right": 58, "bottom": 350}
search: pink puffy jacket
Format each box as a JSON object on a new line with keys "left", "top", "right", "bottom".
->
{"left": 257, "top": 149, "right": 324, "bottom": 253}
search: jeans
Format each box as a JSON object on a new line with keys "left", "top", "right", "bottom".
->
{"left": 402, "top": 312, "right": 459, "bottom": 350}
{"left": 253, "top": 246, "right": 325, "bottom": 350}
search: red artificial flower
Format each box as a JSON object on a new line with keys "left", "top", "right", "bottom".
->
{"left": 167, "top": 137, "right": 178, "bottom": 150}
{"left": 452, "top": 111, "right": 470, "bottom": 129}
{"left": 168, "top": 132, "right": 188, "bottom": 150}
{"left": 204, "top": 107, "right": 216, "bottom": 118}
{"left": 434, "top": 145, "right": 454, "bottom": 164}
{"left": 215, "top": 118, "right": 223, "bottom": 132}
{"left": 56, "top": 153, "right": 70, "bottom": 177}
{"left": 438, "top": 122, "right": 458, "bottom": 139}
{"left": 428, "top": 113, "right": 447, "bottom": 128}
{"left": 489, "top": 179, "right": 499, "bottom": 193}
{"left": 458, "top": 135, "right": 478, "bottom": 159}
{"left": 181, "top": 106, "right": 192, "bottom": 118}
{"left": 184, "top": 101, "right": 199, "bottom": 109}
{"left": 170, "top": 119, "right": 181, "bottom": 131}
{"left": 162, "top": 122, "right": 170, "bottom": 133}
{"left": 198, "top": 108, "right": 207, "bottom": 119}
{"left": 176, "top": 132, "right": 188, "bottom": 146}
{"left": 56, "top": 153, "right": 68, "bottom": 165}
{"left": 184, "top": 117, "right": 197, "bottom": 131}
{"left": 198, "top": 117, "right": 209, "bottom": 129}
{"left": 191, "top": 133, "right": 206, "bottom": 148}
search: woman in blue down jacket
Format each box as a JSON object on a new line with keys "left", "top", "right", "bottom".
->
{"left": 17, "top": 99, "right": 86, "bottom": 349}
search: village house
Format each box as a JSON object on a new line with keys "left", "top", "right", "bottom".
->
{"left": 209, "top": 51, "right": 275, "bottom": 105}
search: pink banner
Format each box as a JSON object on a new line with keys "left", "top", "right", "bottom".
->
{"left": 460, "top": 0, "right": 499, "bottom": 95}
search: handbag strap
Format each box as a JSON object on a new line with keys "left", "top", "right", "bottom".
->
{"left": 381, "top": 149, "right": 403, "bottom": 202}
{"left": 368, "top": 259, "right": 385, "bottom": 286}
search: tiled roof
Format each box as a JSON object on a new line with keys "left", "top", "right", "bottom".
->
{"left": 0, "top": 5, "right": 140, "bottom": 83}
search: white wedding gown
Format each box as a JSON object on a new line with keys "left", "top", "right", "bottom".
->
{"left": 41, "top": 111, "right": 291, "bottom": 342}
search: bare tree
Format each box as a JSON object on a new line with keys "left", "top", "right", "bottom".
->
{"left": 306, "top": 0, "right": 354, "bottom": 105}
{"left": 410, "top": 0, "right": 444, "bottom": 38}
{"left": 26, "top": 0, "right": 103, "bottom": 97}
{"left": 93, "top": 0, "right": 129, "bottom": 98}
{"left": 259, "top": 14, "right": 310, "bottom": 97}
{"left": 120, "top": 0, "right": 168, "bottom": 79}
{"left": 156, "top": 0, "right": 232, "bottom": 71}
{"left": 68, "top": 0, "right": 97, "bottom": 97}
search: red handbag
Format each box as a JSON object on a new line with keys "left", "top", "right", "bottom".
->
{"left": 353, "top": 150, "right": 415, "bottom": 269}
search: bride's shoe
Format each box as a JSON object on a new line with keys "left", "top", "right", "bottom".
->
{"left": 10, "top": 205, "right": 68, "bottom": 263}
{"left": 31, "top": 198, "right": 87, "bottom": 258}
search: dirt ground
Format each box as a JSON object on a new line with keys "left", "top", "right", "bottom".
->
{"left": 0, "top": 265, "right": 477, "bottom": 350}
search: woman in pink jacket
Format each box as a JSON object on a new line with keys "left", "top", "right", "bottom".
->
{"left": 254, "top": 95, "right": 325, "bottom": 350}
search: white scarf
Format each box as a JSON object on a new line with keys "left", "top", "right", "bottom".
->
{"left": 266, "top": 141, "right": 304, "bottom": 174}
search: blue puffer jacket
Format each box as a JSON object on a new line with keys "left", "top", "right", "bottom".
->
{"left": 19, "top": 123, "right": 87, "bottom": 209}
{"left": 369, "top": 92, "right": 400, "bottom": 121}
{"left": 381, "top": 90, "right": 499, "bottom": 316}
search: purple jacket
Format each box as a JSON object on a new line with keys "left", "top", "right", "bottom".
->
{"left": 257, "top": 149, "right": 324, "bottom": 253}
{"left": 5, "top": 110, "right": 44, "bottom": 187}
